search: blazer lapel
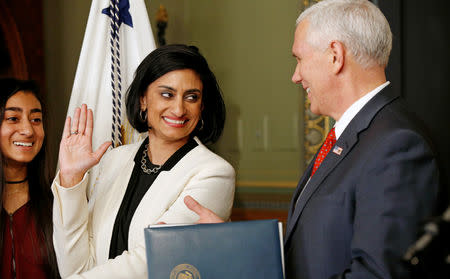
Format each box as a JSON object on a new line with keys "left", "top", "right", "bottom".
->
{"left": 94, "top": 144, "right": 140, "bottom": 261}
{"left": 284, "top": 85, "right": 398, "bottom": 244}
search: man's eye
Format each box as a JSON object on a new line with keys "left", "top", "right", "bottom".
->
{"left": 6, "top": 117, "right": 18, "bottom": 122}
{"left": 31, "top": 118, "right": 42, "bottom": 123}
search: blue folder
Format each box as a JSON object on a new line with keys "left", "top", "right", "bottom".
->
{"left": 144, "top": 219, "right": 284, "bottom": 279}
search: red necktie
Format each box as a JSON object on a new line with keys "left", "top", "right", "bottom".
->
{"left": 311, "top": 127, "right": 336, "bottom": 177}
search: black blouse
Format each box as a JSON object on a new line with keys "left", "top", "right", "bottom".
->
{"left": 108, "top": 137, "right": 198, "bottom": 259}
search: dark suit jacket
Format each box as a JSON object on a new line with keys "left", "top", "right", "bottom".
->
{"left": 284, "top": 85, "right": 438, "bottom": 279}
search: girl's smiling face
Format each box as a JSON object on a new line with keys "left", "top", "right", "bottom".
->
{"left": 0, "top": 91, "right": 44, "bottom": 167}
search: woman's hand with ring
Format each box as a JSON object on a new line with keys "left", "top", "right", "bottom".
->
{"left": 58, "top": 104, "right": 111, "bottom": 188}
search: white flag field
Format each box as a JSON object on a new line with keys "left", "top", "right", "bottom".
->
{"left": 67, "top": 0, "right": 156, "bottom": 194}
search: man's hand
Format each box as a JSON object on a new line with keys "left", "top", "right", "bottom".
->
{"left": 184, "top": 195, "right": 224, "bottom": 223}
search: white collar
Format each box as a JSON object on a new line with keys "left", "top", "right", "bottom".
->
{"left": 334, "top": 81, "right": 390, "bottom": 139}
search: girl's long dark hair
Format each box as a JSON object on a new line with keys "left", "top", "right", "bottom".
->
{"left": 0, "top": 78, "right": 59, "bottom": 278}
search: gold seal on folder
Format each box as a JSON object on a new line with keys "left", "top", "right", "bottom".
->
{"left": 170, "top": 264, "right": 201, "bottom": 279}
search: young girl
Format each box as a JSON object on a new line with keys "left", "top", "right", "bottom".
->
{"left": 0, "top": 78, "right": 59, "bottom": 278}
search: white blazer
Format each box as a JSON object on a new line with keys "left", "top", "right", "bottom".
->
{"left": 52, "top": 137, "right": 235, "bottom": 279}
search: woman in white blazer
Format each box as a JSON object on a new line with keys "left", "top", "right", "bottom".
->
{"left": 52, "top": 45, "right": 235, "bottom": 278}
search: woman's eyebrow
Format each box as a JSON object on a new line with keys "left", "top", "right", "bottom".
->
{"left": 5, "top": 107, "right": 42, "bottom": 113}
{"left": 31, "top": 108, "right": 43, "bottom": 113}
{"left": 158, "top": 85, "right": 175, "bottom": 91}
{"left": 5, "top": 107, "right": 22, "bottom": 112}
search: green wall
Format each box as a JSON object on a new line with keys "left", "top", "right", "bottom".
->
{"left": 43, "top": 0, "right": 306, "bottom": 188}
{"left": 43, "top": 0, "right": 91, "bottom": 159}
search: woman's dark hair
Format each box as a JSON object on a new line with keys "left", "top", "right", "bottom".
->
{"left": 126, "top": 44, "right": 226, "bottom": 144}
{"left": 0, "top": 78, "right": 59, "bottom": 278}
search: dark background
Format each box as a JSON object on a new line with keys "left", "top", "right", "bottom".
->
{"left": 377, "top": 0, "right": 450, "bottom": 214}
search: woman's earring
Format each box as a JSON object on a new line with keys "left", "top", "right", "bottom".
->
{"left": 139, "top": 109, "right": 147, "bottom": 122}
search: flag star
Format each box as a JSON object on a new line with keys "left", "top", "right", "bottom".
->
{"left": 102, "top": 0, "right": 133, "bottom": 28}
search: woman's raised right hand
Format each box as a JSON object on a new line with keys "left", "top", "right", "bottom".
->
{"left": 58, "top": 104, "right": 111, "bottom": 188}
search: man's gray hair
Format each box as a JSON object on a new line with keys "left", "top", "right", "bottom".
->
{"left": 297, "top": 0, "right": 392, "bottom": 68}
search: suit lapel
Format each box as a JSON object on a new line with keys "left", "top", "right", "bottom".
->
{"left": 284, "top": 137, "right": 351, "bottom": 243}
{"left": 287, "top": 160, "right": 314, "bottom": 219}
{"left": 101, "top": 144, "right": 141, "bottom": 217}
{"left": 94, "top": 144, "right": 140, "bottom": 261}
{"left": 284, "top": 85, "right": 398, "bottom": 244}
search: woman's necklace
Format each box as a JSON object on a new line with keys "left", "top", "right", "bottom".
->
{"left": 5, "top": 177, "right": 28, "bottom": 184}
{"left": 141, "top": 144, "right": 162, "bottom": 174}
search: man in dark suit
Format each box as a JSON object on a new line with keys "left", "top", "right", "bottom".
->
{"left": 185, "top": 0, "right": 439, "bottom": 278}
{"left": 283, "top": 0, "right": 438, "bottom": 278}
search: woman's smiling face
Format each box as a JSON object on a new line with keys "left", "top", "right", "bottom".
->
{"left": 0, "top": 91, "right": 44, "bottom": 167}
{"left": 140, "top": 69, "right": 203, "bottom": 145}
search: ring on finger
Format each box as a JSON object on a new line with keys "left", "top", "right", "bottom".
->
{"left": 71, "top": 131, "right": 78, "bottom": 135}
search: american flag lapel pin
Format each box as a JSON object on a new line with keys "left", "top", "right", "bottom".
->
{"left": 333, "top": 146, "right": 343, "bottom": 155}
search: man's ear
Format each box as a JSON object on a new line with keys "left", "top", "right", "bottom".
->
{"left": 329, "top": 40, "right": 345, "bottom": 74}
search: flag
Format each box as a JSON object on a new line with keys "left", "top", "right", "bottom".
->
{"left": 332, "top": 145, "right": 343, "bottom": 155}
{"left": 67, "top": 0, "right": 156, "bottom": 195}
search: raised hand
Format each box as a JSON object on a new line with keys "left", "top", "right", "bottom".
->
{"left": 58, "top": 104, "right": 111, "bottom": 188}
{"left": 184, "top": 195, "right": 224, "bottom": 223}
